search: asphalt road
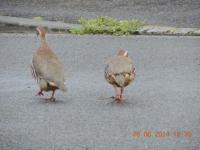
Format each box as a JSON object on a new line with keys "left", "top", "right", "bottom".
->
{"left": 0, "top": 0, "right": 200, "bottom": 28}
{"left": 0, "top": 34, "right": 200, "bottom": 150}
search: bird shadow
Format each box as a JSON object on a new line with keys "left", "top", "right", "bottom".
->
{"left": 97, "top": 96, "right": 137, "bottom": 107}
{"left": 32, "top": 97, "right": 67, "bottom": 105}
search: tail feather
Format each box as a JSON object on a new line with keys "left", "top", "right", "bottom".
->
{"left": 57, "top": 81, "right": 67, "bottom": 92}
{"left": 115, "top": 74, "right": 126, "bottom": 87}
{"left": 112, "top": 73, "right": 132, "bottom": 87}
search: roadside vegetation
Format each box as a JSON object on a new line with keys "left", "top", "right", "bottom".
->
{"left": 33, "top": 16, "right": 43, "bottom": 21}
{"left": 70, "top": 16, "right": 144, "bottom": 35}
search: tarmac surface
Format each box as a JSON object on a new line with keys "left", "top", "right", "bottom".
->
{"left": 0, "top": 34, "right": 200, "bottom": 150}
{"left": 0, "top": 0, "right": 200, "bottom": 28}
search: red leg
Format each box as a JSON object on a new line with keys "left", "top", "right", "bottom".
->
{"left": 47, "top": 90, "right": 56, "bottom": 101}
{"left": 36, "top": 90, "right": 44, "bottom": 96}
{"left": 113, "top": 86, "right": 122, "bottom": 103}
{"left": 120, "top": 88, "right": 125, "bottom": 101}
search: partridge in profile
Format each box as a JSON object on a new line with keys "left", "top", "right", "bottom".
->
{"left": 105, "top": 49, "right": 135, "bottom": 103}
{"left": 31, "top": 26, "right": 66, "bottom": 101}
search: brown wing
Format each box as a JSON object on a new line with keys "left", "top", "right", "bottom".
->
{"left": 32, "top": 48, "right": 66, "bottom": 91}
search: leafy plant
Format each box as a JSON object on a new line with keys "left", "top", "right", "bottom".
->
{"left": 70, "top": 16, "right": 144, "bottom": 35}
{"left": 33, "top": 16, "right": 43, "bottom": 21}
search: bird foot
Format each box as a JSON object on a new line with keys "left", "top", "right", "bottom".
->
{"left": 45, "top": 97, "right": 56, "bottom": 102}
{"left": 36, "top": 91, "right": 44, "bottom": 96}
{"left": 111, "top": 95, "right": 124, "bottom": 103}
{"left": 120, "top": 95, "right": 125, "bottom": 101}
{"left": 115, "top": 98, "right": 123, "bottom": 103}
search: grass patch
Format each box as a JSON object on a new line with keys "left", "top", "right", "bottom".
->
{"left": 70, "top": 16, "right": 144, "bottom": 35}
{"left": 33, "top": 16, "right": 43, "bottom": 21}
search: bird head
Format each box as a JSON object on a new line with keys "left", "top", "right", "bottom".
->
{"left": 117, "top": 49, "right": 128, "bottom": 57}
{"left": 36, "top": 26, "right": 46, "bottom": 38}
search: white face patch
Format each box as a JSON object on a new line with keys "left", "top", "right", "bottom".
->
{"left": 49, "top": 82, "right": 56, "bottom": 87}
{"left": 123, "top": 51, "right": 128, "bottom": 57}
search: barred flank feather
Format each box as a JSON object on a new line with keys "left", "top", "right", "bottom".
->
{"left": 31, "top": 63, "right": 39, "bottom": 83}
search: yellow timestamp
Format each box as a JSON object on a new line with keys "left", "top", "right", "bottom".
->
{"left": 132, "top": 130, "right": 192, "bottom": 138}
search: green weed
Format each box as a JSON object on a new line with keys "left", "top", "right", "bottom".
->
{"left": 70, "top": 16, "right": 144, "bottom": 35}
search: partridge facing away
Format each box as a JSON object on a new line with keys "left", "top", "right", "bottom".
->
{"left": 31, "top": 26, "right": 66, "bottom": 101}
{"left": 104, "top": 49, "right": 135, "bottom": 103}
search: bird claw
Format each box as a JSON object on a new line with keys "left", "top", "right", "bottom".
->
{"left": 111, "top": 95, "right": 124, "bottom": 103}
{"left": 51, "top": 98, "right": 56, "bottom": 102}
{"left": 45, "top": 97, "right": 56, "bottom": 102}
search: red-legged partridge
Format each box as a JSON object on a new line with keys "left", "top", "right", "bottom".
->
{"left": 31, "top": 26, "right": 66, "bottom": 101}
{"left": 105, "top": 49, "right": 135, "bottom": 103}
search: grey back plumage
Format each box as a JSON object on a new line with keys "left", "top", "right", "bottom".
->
{"left": 105, "top": 55, "right": 135, "bottom": 87}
